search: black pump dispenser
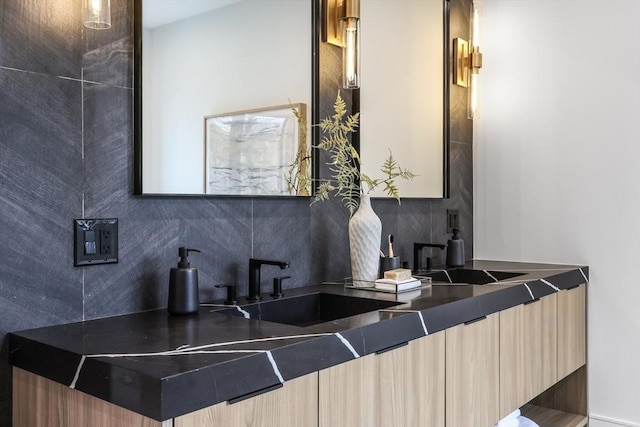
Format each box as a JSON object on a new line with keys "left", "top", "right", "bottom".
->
{"left": 168, "top": 247, "right": 201, "bottom": 315}
{"left": 446, "top": 229, "right": 465, "bottom": 268}
{"left": 177, "top": 247, "right": 193, "bottom": 268}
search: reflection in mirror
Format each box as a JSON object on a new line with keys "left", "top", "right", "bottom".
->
{"left": 135, "top": 0, "right": 448, "bottom": 198}
{"left": 359, "top": 0, "right": 447, "bottom": 198}
{"left": 204, "top": 103, "right": 309, "bottom": 196}
{"left": 138, "top": 0, "right": 312, "bottom": 195}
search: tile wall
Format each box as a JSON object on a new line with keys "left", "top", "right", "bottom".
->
{"left": 0, "top": 0, "right": 472, "bottom": 422}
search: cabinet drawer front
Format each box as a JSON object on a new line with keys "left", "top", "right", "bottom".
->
{"left": 175, "top": 374, "right": 318, "bottom": 427}
{"left": 446, "top": 313, "right": 500, "bottom": 427}
{"left": 319, "top": 332, "right": 445, "bottom": 427}
{"left": 499, "top": 293, "right": 558, "bottom": 418}
{"left": 558, "top": 284, "right": 587, "bottom": 380}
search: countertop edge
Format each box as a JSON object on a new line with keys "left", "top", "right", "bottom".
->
{"left": 9, "top": 262, "right": 589, "bottom": 421}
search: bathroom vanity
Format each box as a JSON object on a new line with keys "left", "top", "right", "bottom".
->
{"left": 9, "top": 260, "right": 588, "bottom": 427}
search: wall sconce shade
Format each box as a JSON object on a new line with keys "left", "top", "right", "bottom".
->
{"left": 324, "top": 0, "right": 361, "bottom": 89}
{"left": 84, "top": 0, "right": 111, "bottom": 30}
{"left": 454, "top": 1, "right": 482, "bottom": 118}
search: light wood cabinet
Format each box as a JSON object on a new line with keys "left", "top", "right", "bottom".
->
{"left": 12, "top": 367, "right": 165, "bottom": 427}
{"left": 557, "top": 284, "right": 586, "bottom": 380}
{"left": 445, "top": 312, "right": 500, "bottom": 427}
{"left": 14, "top": 282, "right": 588, "bottom": 427}
{"left": 319, "top": 331, "right": 445, "bottom": 427}
{"left": 499, "top": 293, "right": 558, "bottom": 419}
{"left": 174, "top": 373, "right": 318, "bottom": 427}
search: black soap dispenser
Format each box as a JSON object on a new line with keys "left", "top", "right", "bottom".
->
{"left": 446, "top": 229, "right": 465, "bottom": 268}
{"left": 168, "top": 247, "right": 201, "bottom": 315}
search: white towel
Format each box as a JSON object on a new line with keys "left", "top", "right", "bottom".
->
{"left": 516, "top": 415, "right": 539, "bottom": 427}
{"left": 495, "top": 409, "right": 521, "bottom": 427}
{"left": 495, "top": 418, "right": 518, "bottom": 427}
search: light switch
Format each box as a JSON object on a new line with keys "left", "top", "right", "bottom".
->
{"left": 74, "top": 219, "right": 118, "bottom": 266}
{"left": 84, "top": 230, "right": 97, "bottom": 254}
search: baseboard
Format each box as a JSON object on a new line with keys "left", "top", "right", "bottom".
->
{"left": 589, "top": 413, "right": 640, "bottom": 427}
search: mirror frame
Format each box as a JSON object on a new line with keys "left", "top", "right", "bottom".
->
{"left": 354, "top": 0, "right": 450, "bottom": 199}
{"left": 444, "top": 0, "right": 451, "bottom": 198}
{"left": 132, "top": 0, "right": 448, "bottom": 199}
{"left": 132, "top": 0, "right": 321, "bottom": 197}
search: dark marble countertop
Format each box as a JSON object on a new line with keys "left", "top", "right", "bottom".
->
{"left": 9, "top": 260, "right": 588, "bottom": 421}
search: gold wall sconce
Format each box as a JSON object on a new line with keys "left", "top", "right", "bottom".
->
{"left": 454, "top": 1, "right": 482, "bottom": 118}
{"left": 84, "top": 0, "right": 111, "bottom": 30}
{"left": 324, "top": 0, "right": 361, "bottom": 89}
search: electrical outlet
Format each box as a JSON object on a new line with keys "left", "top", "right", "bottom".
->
{"left": 447, "top": 209, "right": 460, "bottom": 233}
{"left": 100, "top": 229, "right": 112, "bottom": 254}
{"left": 74, "top": 218, "right": 118, "bottom": 266}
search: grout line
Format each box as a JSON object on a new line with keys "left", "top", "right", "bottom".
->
{"left": 81, "top": 64, "right": 85, "bottom": 322}
{"left": 250, "top": 199, "right": 254, "bottom": 257}
{"left": 0, "top": 66, "right": 130, "bottom": 88}
{"left": 0, "top": 65, "right": 56, "bottom": 77}
{"left": 81, "top": 68, "right": 84, "bottom": 161}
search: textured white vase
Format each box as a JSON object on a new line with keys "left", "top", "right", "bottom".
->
{"left": 349, "top": 193, "right": 382, "bottom": 287}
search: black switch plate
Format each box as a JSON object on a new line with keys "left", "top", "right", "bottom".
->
{"left": 74, "top": 218, "right": 118, "bottom": 266}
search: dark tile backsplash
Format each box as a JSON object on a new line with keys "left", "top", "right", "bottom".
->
{"left": 0, "top": 0, "right": 472, "bottom": 423}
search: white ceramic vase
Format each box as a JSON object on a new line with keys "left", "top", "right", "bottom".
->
{"left": 349, "top": 193, "right": 382, "bottom": 287}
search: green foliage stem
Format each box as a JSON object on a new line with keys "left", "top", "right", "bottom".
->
{"left": 314, "top": 91, "right": 415, "bottom": 216}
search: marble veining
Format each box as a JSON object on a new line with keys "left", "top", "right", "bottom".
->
{"left": 265, "top": 351, "right": 284, "bottom": 383}
{"left": 540, "top": 278, "right": 561, "bottom": 292}
{"left": 68, "top": 331, "right": 335, "bottom": 391}
{"left": 578, "top": 267, "right": 588, "bottom": 284}
{"left": 523, "top": 283, "right": 536, "bottom": 300}
{"left": 443, "top": 270, "right": 453, "bottom": 282}
{"left": 417, "top": 311, "right": 429, "bottom": 335}
{"left": 335, "top": 332, "right": 360, "bottom": 358}
{"left": 9, "top": 261, "right": 588, "bottom": 421}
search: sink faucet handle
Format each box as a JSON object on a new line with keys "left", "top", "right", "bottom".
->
{"left": 413, "top": 243, "right": 447, "bottom": 272}
{"left": 271, "top": 276, "right": 290, "bottom": 298}
{"left": 215, "top": 283, "right": 237, "bottom": 305}
{"left": 248, "top": 258, "right": 290, "bottom": 301}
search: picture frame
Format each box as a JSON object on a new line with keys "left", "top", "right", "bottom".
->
{"left": 204, "top": 103, "right": 308, "bottom": 196}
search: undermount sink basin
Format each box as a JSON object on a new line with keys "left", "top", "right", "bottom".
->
{"left": 423, "top": 268, "right": 525, "bottom": 285}
{"left": 220, "top": 293, "right": 402, "bottom": 327}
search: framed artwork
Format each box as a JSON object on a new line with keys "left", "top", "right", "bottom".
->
{"left": 204, "top": 103, "right": 309, "bottom": 196}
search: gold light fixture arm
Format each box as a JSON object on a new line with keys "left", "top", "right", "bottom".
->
{"left": 324, "top": 0, "right": 361, "bottom": 89}
{"left": 324, "top": 0, "right": 360, "bottom": 47}
{"left": 469, "top": 46, "right": 483, "bottom": 74}
{"left": 454, "top": 2, "right": 482, "bottom": 118}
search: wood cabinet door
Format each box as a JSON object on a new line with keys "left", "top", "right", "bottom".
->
{"left": 12, "top": 368, "right": 164, "bottom": 427}
{"left": 557, "top": 284, "right": 587, "bottom": 380}
{"left": 499, "top": 293, "right": 557, "bottom": 418}
{"left": 174, "top": 373, "right": 318, "bottom": 427}
{"left": 319, "top": 331, "right": 445, "bottom": 427}
{"left": 445, "top": 312, "right": 500, "bottom": 427}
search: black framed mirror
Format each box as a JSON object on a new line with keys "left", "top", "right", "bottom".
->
{"left": 357, "top": 0, "right": 450, "bottom": 199}
{"left": 133, "top": 0, "right": 448, "bottom": 198}
{"left": 133, "top": 0, "right": 320, "bottom": 196}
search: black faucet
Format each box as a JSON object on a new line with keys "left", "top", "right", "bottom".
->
{"left": 248, "top": 258, "right": 289, "bottom": 301}
{"left": 413, "top": 243, "right": 446, "bottom": 272}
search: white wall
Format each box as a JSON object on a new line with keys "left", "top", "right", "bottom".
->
{"left": 474, "top": 1, "right": 640, "bottom": 426}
